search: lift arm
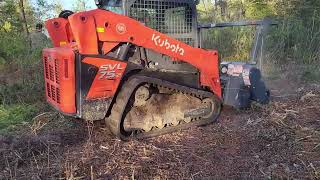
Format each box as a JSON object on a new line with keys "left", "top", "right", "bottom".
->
{"left": 46, "top": 9, "right": 222, "bottom": 97}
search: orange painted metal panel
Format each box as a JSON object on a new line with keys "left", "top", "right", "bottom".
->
{"left": 42, "top": 47, "right": 76, "bottom": 114}
{"left": 82, "top": 57, "right": 128, "bottom": 100}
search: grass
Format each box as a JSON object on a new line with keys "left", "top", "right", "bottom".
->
{"left": 0, "top": 81, "right": 44, "bottom": 105}
{"left": 301, "top": 65, "right": 320, "bottom": 83}
{"left": 0, "top": 104, "right": 37, "bottom": 134}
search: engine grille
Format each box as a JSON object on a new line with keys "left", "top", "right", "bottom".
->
{"left": 46, "top": 83, "right": 51, "bottom": 98}
{"left": 44, "top": 57, "right": 49, "bottom": 79}
{"left": 129, "top": 0, "right": 195, "bottom": 46}
{"left": 43, "top": 48, "right": 76, "bottom": 114}
{"left": 55, "top": 59, "right": 60, "bottom": 84}
{"left": 45, "top": 59, "right": 61, "bottom": 104}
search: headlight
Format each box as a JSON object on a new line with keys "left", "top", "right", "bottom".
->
{"left": 95, "top": 0, "right": 102, "bottom": 5}
{"left": 221, "top": 66, "right": 228, "bottom": 74}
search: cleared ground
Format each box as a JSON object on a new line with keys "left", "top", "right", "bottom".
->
{"left": 0, "top": 83, "right": 319, "bottom": 179}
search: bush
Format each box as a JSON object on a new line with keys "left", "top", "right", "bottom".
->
{"left": 0, "top": 32, "right": 47, "bottom": 134}
{"left": 0, "top": 33, "right": 30, "bottom": 62}
{"left": 200, "top": 26, "right": 256, "bottom": 61}
{"left": 265, "top": 17, "right": 320, "bottom": 65}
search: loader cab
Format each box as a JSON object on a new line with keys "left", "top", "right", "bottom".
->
{"left": 95, "top": 0, "right": 199, "bottom": 47}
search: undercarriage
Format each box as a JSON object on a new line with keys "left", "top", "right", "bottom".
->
{"left": 107, "top": 74, "right": 222, "bottom": 140}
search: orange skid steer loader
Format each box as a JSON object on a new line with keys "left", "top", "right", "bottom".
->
{"left": 43, "top": 0, "right": 270, "bottom": 140}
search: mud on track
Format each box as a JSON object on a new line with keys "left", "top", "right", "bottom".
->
{"left": 0, "top": 87, "right": 319, "bottom": 179}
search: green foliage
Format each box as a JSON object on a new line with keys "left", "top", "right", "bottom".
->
{"left": 245, "top": 1, "right": 275, "bottom": 19}
{"left": 201, "top": 27, "right": 255, "bottom": 61}
{"left": 0, "top": 32, "right": 29, "bottom": 61}
{"left": 0, "top": 0, "right": 54, "bottom": 134}
{"left": 0, "top": 0, "right": 23, "bottom": 33}
{"left": 197, "top": 0, "right": 320, "bottom": 66}
{"left": 0, "top": 104, "right": 37, "bottom": 133}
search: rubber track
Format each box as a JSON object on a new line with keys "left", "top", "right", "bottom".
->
{"left": 107, "top": 74, "right": 222, "bottom": 140}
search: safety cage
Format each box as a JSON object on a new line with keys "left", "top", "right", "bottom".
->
{"left": 97, "top": 0, "right": 199, "bottom": 47}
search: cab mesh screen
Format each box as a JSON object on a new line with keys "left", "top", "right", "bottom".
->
{"left": 129, "top": 0, "right": 194, "bottom": 46}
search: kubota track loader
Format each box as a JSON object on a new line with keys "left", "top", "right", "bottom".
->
{"left": 43, "top": 0, "right": 270, "bottom": 140}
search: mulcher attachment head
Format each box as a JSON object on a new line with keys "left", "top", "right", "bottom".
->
{"left": 220, "top": 62, "right": 270, "bottom": 109}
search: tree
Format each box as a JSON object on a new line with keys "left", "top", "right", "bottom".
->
{"left": 18, "top": 0, "right": 29, "bottom": 36}
{"left": 32, "top": 0, "right": 64, "bottom": 21}
{"left": 73, "top": 0, "right": 89, "bottom": 12}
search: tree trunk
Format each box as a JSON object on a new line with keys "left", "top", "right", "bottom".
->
{"left": 214, "top": 0, "right": 217, "bottom": 11}
{"left": 18, "top": 0, "right": 29, "bottom": 37}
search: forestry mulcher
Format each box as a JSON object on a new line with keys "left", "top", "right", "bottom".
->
{"left": 43, "top": 0, "right": 270, "bottom": 140}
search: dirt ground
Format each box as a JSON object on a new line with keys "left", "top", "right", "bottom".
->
{"left": 0, "top": 82, "right": 319, "bottom": 179}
